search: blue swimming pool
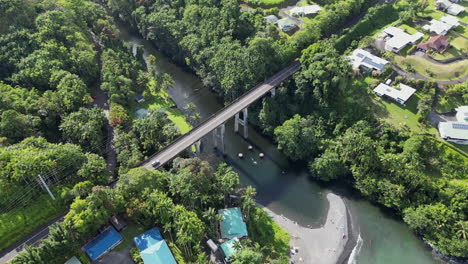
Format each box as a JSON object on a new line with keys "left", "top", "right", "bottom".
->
{"left": 83, "top": 226, "right": 123, "bottom": 261}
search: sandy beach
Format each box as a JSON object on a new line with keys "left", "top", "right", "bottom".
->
{"left": 262, "top": 192, "right": 349, "bottom": 264}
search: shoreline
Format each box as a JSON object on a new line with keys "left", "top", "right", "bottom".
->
{"left": 262, "top": 192, "right": 350, "bottom": 264}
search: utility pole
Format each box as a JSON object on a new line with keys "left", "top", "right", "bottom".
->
{"left": 38, "top": 175, "right": 55, "bottom": 200}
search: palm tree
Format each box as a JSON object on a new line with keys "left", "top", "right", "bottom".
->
{"left": 203, "top": 207, "right": 221, "bottom": 238}
{"left": 233, "top": 240, "right": 242, "bottom": 251}
{"left": 456, "top": 221, "right": 468, "bottom": 240}
{"left": 241, "top": 186, "right": 257, "bottom": 219}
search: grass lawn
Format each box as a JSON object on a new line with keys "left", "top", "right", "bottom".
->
{"left": 371, "top": 92, "right": 438, "bottom": 135}
{"left": 248, "top": 207, "right": 290, "bottom": 262}
{"left": 136, "top": 90, "right": 192, "bottom": 134}
{"left": 357, "top": 77, "right": 437, "bottom": 134}
{"left": 243, "top": 0, "right": 287, "bottom": 6}
{"left": 421, "top": 0, "right": 445, "bottom": 20}
{"left": 400, "top": 24, "right": 419, "bottom": 35}
{"left": 395, "top": 55, "right": 468, "bottom": 80}
{"left": 454, "top": 25, "right": 468, "bottom": 38}
{"left": 0, "top": 190, "right": 66, "bottom": 251}
{"left": 430, "top": 47, "right": 462, "bottom": 60}
{"left": 113, "top": 222, "right": 146, "bottom": 251}
{"left": 436, "top": 90, "right": 465, "bottom": 113}
{"left": 450, "top": 35, "right": 468, "bottom": 52}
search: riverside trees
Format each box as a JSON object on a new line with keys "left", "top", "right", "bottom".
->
{"left": 11, "top": 158, "right": 289, "bottom": 263}
{"left": 266, "top": 41, "right": 468, "bottom": 257}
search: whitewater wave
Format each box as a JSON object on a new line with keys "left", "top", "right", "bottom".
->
{"left": 348, "top": 233, "right": 363, "bottom": 264}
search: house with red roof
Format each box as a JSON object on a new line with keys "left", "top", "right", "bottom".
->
{"left": 417, "top": 35, "right": 450, "bottom": 53}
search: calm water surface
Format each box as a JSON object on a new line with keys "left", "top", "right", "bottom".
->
{"left": 117, "top": 22, "right": 438, "bottom": 264}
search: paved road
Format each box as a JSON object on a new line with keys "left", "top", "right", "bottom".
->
{"left": 0, "top": 215, "right": 65, "bottom": 264}
{"left": 142, "top": 61, "right": 301, "bottom": 169}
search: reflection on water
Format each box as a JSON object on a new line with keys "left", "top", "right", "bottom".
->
{"left": 116, "top": 21, "right": 437, "bottom": 264}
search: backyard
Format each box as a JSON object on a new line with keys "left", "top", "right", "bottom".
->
{"left": 395, "top": 55, "right": 468, "bottom": 80}
{"left": 436, "top": 89, "right": 465, "bottom": 113}
{"left": 357, "top": 77, "right": 438, "bottom": 134}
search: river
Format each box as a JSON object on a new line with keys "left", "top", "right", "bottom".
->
{"left": 116, "top": 21, "right": 440, "bottom": 264}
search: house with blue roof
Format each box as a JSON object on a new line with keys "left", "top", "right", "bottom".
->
{"left": 134, "top": 228, "right": 177, "bottom": 264}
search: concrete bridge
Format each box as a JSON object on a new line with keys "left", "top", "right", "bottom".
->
{"left": 142, "top": 61, "right": 301, "bottom": 169}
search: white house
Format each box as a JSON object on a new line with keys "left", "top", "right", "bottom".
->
{"left": 456, "top": 106, "right": 468, "bottom": 122}
{"left": 264, "top": 15, "right": 279, "bottom": 24}
{"left": 290, "top": 5, "right": 321, "bottom": 16}
{"left": 447, "top": 4, "right": 465, "bottom": 15}
{"left": 440, "top": 15, "right": 461, "bottom": 27}
{"left": 436, "top": 0, "right": 466, "bottom": 15}
{"left": 277, "top": 18, "right": 296, "bottom": 32}
{"left": 381, "top": 27, "right": 424, "bottom": 53}
{"left": 422, "top": 19, "right": 453, "bottom": 35}
{"left": 438, "top": 122, "right": 468, "bottom": 144}
{"left": 347, "top": 49, "right": 389, "bottom": 72}
{"left": 373, "top": 83, "right": 416, "bottom": 105}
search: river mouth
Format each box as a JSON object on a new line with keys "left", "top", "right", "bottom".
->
{"left": 115, "top": 18, "right": 438, "bottom": 264}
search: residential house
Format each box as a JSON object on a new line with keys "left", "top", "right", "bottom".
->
{"left": 380, "top": 27, "right": 424, "bottom": 53}
{"left": 438, "top": 122, "right": 468, "bottom": 144}
{"left": 290, "top": 5, "right": 321, "bottom": 16}
{"left": 417, "top": 35, "right": 450, "bottom": 52}
{"left": 373, "top": 83, "right": 416, "bottom": 105}
{"left": 134, "top": 228, "right": 177, "bottom": 264}
{"left": 436, "top": 0, "right": 466, "bottom": 15}
{"left": 218, "top": 207, "right": 248, "bottom": 239}
{"left": 277, "top": 17, "right": 296, "bottom": 32}
{"left": 264, "top": 15, "right": 279, "bottom": 24}
{"left": 347, "top": 49, "right": 389, "bottom": 72}
{"left": 422, "top": 19, "right": 453, "bottom": 35}
{"left": 440, "top": 15, "right": 461, "bottom": 27}
{"left": 456, "top": 106, "right": 468, "bottom": 122}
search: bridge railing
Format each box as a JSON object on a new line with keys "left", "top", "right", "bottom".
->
{"left": 138, "top": 61, "right": 301, "bottom": 167}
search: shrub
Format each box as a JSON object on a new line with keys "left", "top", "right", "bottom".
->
{"left": 130, "top": 247, "right": 144, "bottom": 264}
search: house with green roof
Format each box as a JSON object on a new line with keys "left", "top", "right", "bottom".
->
{"left": 64, "top": 256, "right": 82, "bottom": 264}
{"left": 218, "top": 207, "right": 248, "bottom": 239}
{"left": 220, "top": 237, "right": 240, "bottom": 260}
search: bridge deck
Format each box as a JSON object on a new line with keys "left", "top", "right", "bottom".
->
{"left": 142, "top": 61, "right": 301, "bottom": 169}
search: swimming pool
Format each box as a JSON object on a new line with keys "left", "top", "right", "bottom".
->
{"left": 83, "top": 226, "right": 123, "bottom": 261}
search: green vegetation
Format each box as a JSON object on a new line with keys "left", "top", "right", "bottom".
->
{"left": 395, "top": 56, "right": 468, "bottom": 80}
{"left": 259, "top": 40, "right": 468, "bottom": 257}
{"left": 138, "top": 90, "right": 192, "bottom": 134}
{"left": 11, "top": 159, "right": 290, "bottom": 263}
{"left": 244, "top": 0, "right": 287, "bottom": 6}
{"left": 0, "top": 191, "right": 65, "bottom": 251}
{"left": 430, "top": 47, "right": 462, "bottom": 61}
{"left": 247, "top": 207, "right": 290, "bottom": 263}
{"left": 113, "top": 223, "right": 145, "bottom": 251}
{"left": 436, "top": 90, "right": 465, "bottom": 113}
{"left": 450, "top": 35, "right": 468, "bottom": 52}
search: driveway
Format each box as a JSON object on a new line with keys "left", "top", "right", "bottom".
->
{"left": 96, "top": 247, "right": 134, "bottom": 264}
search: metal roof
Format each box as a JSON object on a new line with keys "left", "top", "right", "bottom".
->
{"left": 438, "top": 122, "right": 468, "bottom": 140}
{"left": 219, "top": 207, "right": 248, "bottom": 239}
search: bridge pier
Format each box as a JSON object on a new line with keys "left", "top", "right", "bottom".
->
{"left": 192, "top": 140, "right": 201, "bottom": 154}
{"left": 235, "top": 108, "right": 248, "bottom": 138}
{"left": 213, "top": 124, "right": 226, "bottom": 154}
{"left": 271, "top": 87, "right": 276, "bottom": 97}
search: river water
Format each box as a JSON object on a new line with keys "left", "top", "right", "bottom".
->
{"left": 117, "top": 22, "right": 440, "bottom": 264}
